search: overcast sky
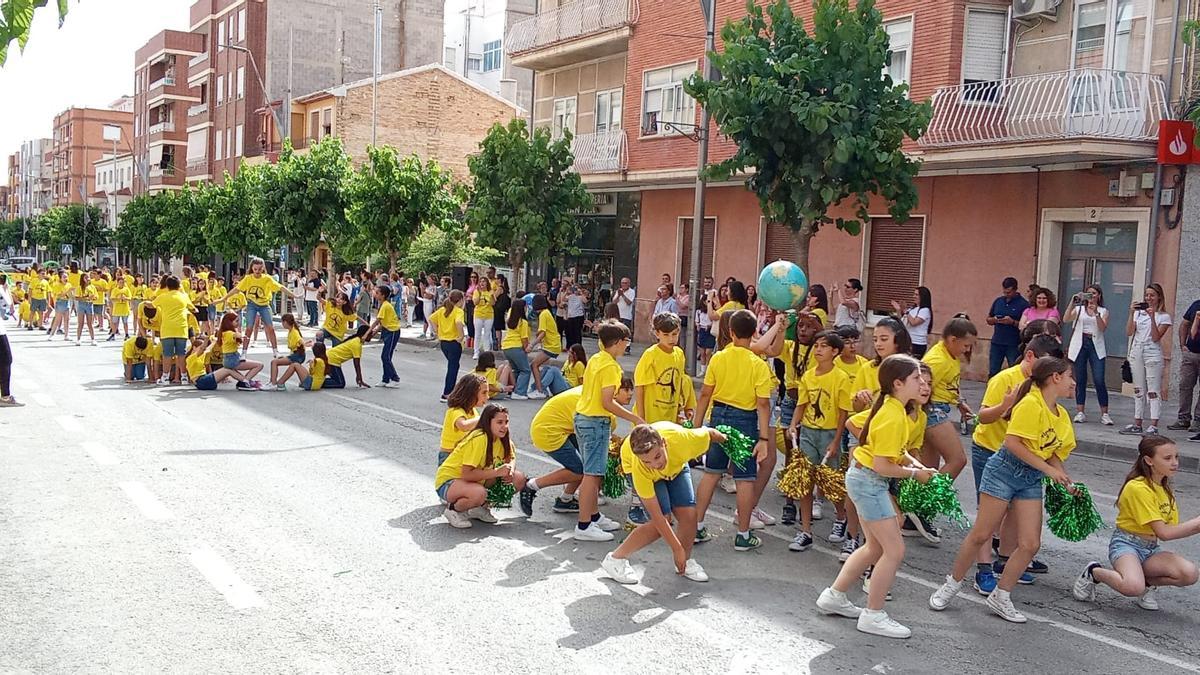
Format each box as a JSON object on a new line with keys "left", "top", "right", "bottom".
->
{"left": 0, "top": 0, "right": 193, "bottom": 177}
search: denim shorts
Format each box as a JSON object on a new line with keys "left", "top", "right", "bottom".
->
{"left": 846, "top": 464, "right": 896, "bottom": 522}
{"left": 703, "top": 403, "right": 759, "bottom": 480}
{"left": 288, "top": 352, "right": 305, "bottom": 364}
{"left": 246, "top": 302, "right": 273, "bottom": 328}
{"left": 970, "top": 442, "right": 996, "bottom": 497}
{"left": 55, "top": 299, "right": 70, "bottom": 312}
{"left": 161, "top": 337, "right": 188, "bottom": 358}
{"left": 301, "top": 376, "right": 315, "bottom": 391}
{"left": 541, "top": 349, "right": 560, "bottom": 359}
{"left": 436, "top": 479, "right": 454, "bottom": 502}
{"left": 927, "top": 402, "right": 953, "bottom": 427}
{"left": 650, "top": 468, "right": 696, "bottom": 514}
{"left": 437, "top": 450, "right": 451, "bottom": 467}
{"left": 779, "top": 396, "right": 798, "bottom": 429}
{"left": 697, "top": 329, "right": 716, "bottom": 350}
{"left": 799, "top": 426, "right": 837, "bottom": 464}
{"left": 547, "top": 436, "right": 584, "bottom": 475}
{"left": 93, "top": 304, "right": 104, "bottom": 314}
{"left": 195, "top": 373, "right": 218, "bottom": 391}
{"left": 222, "top": 353, "right": 242, "bottom": 369}
{"left": 1109, "top": 529, "right": 1161, "bottom": 565}
{"left": 573, "top": 413, "right": 612, "bottom": 476}
{"left": 979, "top": 447, "right": 1044, "bottom": 502}
{"left": 30, "top": 298, "right": 47, "bottom": 312}
{"left": 77, "top": 301, "right": 93, "bottom": 315}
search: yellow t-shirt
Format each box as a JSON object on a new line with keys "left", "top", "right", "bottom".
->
{"left": 922, "top": 340, "right": 961, "bottom": 405}
{"left": 130, "top": 284, "right": 145, "bottom": 301}
{"left": 152, "top": 290, "right": 195, "bottom": 339}
{"left": 482, "top": 367, "right": 500, "bottom": 395}
{"left": 563, "top": 360, "right": 586, "bottom": 388}
{"left": 322, "top": 300, "right": 350, "bottom": 339}
{"left": 907, "top": 409, "right": 928, "bottom": 451}
{"left": 187, "top": 312, "right": 200, "bottom": 335}
{"left": 431, "top": 306, "right": 465, "bottom": 342}
{"left": 634, "top": 345, "right": 687, "bottom": 424}
{"left": 28, "top": 278, "right": 48, "bottom": 300}
{"left": 577, "top": 350, "right": 623, "bottom": 418}
{"left": 621, "top": 421, "right": 713, "bottom": 499}
{"left": 26, "top": 269, "right": 38, "bottom": 286}
{"left": 1116, "top": 476, "right": 1179, "bottom": 537}
{"left": 538, "top": 309, "right": 561, "bottom": 354}
{"left": 717, "top": 301, "right": 746, "bottom": 316}
{"left": 67, "top": 271, "right": 82, "bottom": 290}
{"left": 377, "top": 301, "right": 401, "bottom": 331}
{"left": 440, "top": 406, "right": 478, "bottom": 450}
{"left": 307, "top": 359, "right": 326, "bottom": 390}
{"left": 91, "top": 278, "right": 109, "bottom": 301}
{"left": 138, "top": 304, "right": 161, "bottom": 334}
{"left": 82, "top": 285, "right": 101, "bottom": 304}
{"left": 434, "top": 430, "right": 508, "bottom": 489}
{"left": 181, "top": 277, "right": 192, "bottom": 297}
{"left": 835, "top": 354, "right": 869, "bottom": 382}
{"left": 121, "top": 337, "right": 151, "bottom": 363}
{"left": 500, "top": 319, "right": 529, "bottom": 350}
{"left": 18, "top": 300, "right": 29, "bottom": 321}
{"left": 11, "top": 286, "right": 25, "bottom": 303}
{"left": 1006, "top": 386, "right": 1076, "bottom": 462}
{"left": 326, "top": 337, "right": 363, "bottom": 366}
{"left": 799, "top": 365, "right": 853, "bottom": 431}
{"left": 225, "top": 290, "right": 246, "bottom": 311}
{"left": 852, "top": 396, "right": 913, "bottom": 467}
{"left": 111, "top": 287, "right": 132, "bottom": 317}
{"left": 287, "top": 326, "right": 303, "bottom": 354}
{"left": 703, "top": 344, "right": 774, "bottom": 411}
{"left": 972, "top": 364, "right": 1027, "bottom": 452}
{"left": 531, "top": 388, "right": 598, "bottom": 451}
{"left": 210, "top": 282, "right": 226, "bottom": 309}
{"left": 236, "top": 274, "right": 283, "bottom": 306}
{"left": 472, "top": 289, "right": 494, "bottom": 320}
{"left": 810, "top": 307, "right": 828, "bottom": 327}
{"left": 193, "top": 290, "right": 210, "bottom": 308}
{"left": 219, "top": 330, "right": 240, "bottom": 355}
{"left": 185, "top": 350, "right": 209, "bottom": 381}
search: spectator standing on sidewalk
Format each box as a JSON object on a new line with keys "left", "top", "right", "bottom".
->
{"left": 1065, "top": 284, "right": 1112, "bottom": 426}
{"left": 564, "top": 282, "right": 586, "bottom": 349}
{"left": 831, "top": 278, "right": 865, "bottom": 332}
{"left": 303, "top": 270, "right": 325, "bottom": 328}
{"left": 985, "top": 277, "right": 1030, "bottom": 378}
{"left": 617, "top": 277, "right": 636, "bottom": 354}
{"left": 654, "top": 285, "right": 678, "bottom": 317}
{"left": 1121, "top": 283, "right": 1172, "bottom": 436}
{"left": 1170, "top": 295, "right": 1200, "bottom": 436}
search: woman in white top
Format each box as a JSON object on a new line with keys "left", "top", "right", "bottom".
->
{"left": 893, "top": 286, "right": 932, "bottom": 357}
{"left": 1121, "top": 283, "right": 1173, "bottom": 435}
{"left": 0, "top": 276, "right": 18, "bottom": 407}
{"left": 1065, "top": 284, "right": 1112, "bottom": 425}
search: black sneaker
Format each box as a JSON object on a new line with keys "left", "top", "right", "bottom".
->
{"left": 903, "top": 514, "right": 941, "bottom": 544}
{"left": 1167, "top": 420, "right": 1191, "bottom": 431}
{"left": 235, "top": 381, "right": 254, "bottom": 391}
{"left": 1026, "top": 558, "right": 1049, "bottom": 575}
{"left": 1190, "top": 432, "right": 1200, "bottom": 443}
{"left": 781, "top": 502, "right": 797, "bottom": 525}
{"left": 552, "top": 496, "right": 579, "bottom": 513}
{"left": 901, "top": 514, "right": 920, "bottom": 536}
{"left": 519, "top": 486, "right": 537, "bottom": 517}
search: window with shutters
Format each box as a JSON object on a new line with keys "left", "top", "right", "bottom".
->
{"left": 678, "top": 217, "right": 717, "bottom": 287}
{"left": 884, "top": 18, "right": 912, "bottom": 88}
{"left": 763, "top": 221, "right": 803, "bottom": 266}
{"left": 962, "top": 8, "right": 1007, "bottom": 103}
{"left": 864, "top": 216, "right": 925, "bottom": 315}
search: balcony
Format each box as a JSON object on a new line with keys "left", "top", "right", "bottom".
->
{"left": 149, "top": 76, "right": 177, "bottom": 91}
{"left": 506, "top": 0, "right": 637, "bottom": 70}
{"left": 148, "top": 121, "right": 176, "bottom": 136}
{"left": 571, "top": 129, "right": 626, "bottom": 174}
{"left": 188, "top": 102, "right": 208, "bottom": 118}
{"left": 148, "top": 165, "right": 176, "bottom": 178}
{"left": 919, "top": 69, "right": 1167, "bottom": 169}
{"left": 186, "top": 156, "right": 208, "bottom": 171}
{"left": 188, "top": 51, "right": 208, "bottom": 68}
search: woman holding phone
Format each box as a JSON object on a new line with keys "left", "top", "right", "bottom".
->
{"left": 1064, "top": 284, "right": 1112, "bottom": 426}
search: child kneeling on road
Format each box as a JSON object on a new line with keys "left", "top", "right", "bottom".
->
{"left": 435, "top": 403, "right": 527, "bottom": 529}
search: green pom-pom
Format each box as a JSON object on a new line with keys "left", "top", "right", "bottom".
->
{"left": 602, "top": 455, "right": 627, "bottom": 499}
{"left": 1043, "top": 478, "right": 1105, "bottom": 542}
{"left": 682, "top": 420, "right": 694, "bottom": 429}
{"left": 486, "top": 479, "right": 516, "bottom": 507}
{"left": 716, "top": 425, "right": 755, "bottom": 469}
{"left": 897, "top": 473, "right": 970, "bottom": 529}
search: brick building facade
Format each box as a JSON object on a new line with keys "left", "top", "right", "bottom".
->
{"left": 50, "top": 105, "right": 134, "bottom": 207}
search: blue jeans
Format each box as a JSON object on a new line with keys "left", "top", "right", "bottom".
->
{"left": 324, "top": 365, "right": 347, "bottom": 389}
{"left": 650, "top": 468, "right": 696, "bottom": 514}
{"left": 540, "top": 365, "right": 570, "bottom": 396}
{"left": 379, "top": 328, "right": 400, "bottom": 383}
{"left": 305, "top": 300, "right": 319, "bottom": 326}
{"left": 1073, "top": 335, "right": 1109, "bottom": 408}
{"left": 440, "top": 339, "right": 462, "bottom": 396}
{"left": 246, "top": 302, "right": 273, "bottom": 330}
{"left": 504, "top": 347, "right": 531, "bottom": 396}
{"left": 703, "top": 403, "right": 759, "bottom": 480}
{"left": 573, "top": 413, "right": 613, "bottom": 476}
{"left": 989, "top": 341, "right": 1021, "bottom": 378}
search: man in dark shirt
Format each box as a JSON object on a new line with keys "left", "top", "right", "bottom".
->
{"left": 985, "top": 276, "right": 1030, "bottom": 378}
{"left": 1169, "top": 298, "right": 1200, "bottom": 436}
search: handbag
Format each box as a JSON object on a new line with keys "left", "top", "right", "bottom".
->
{"left": 1120, "top": 336, "right": 1135, "bottom": 384}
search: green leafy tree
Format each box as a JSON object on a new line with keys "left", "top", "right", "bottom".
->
{"left": 0, "top": 217, "right": 28, "bottom": 250}
{"left": 205, "top": 166, "right": 273, "bottom": 261}
{"left": 344, "top": 147, "right": 461, "bottom": 272}
{"left": 39, "top": 203, "right": 105, "bottom": 256}
{"left": 464, "top": 119, "right": 592, "bottom": 281}
{"left": 398, "top": 223, "right": 504, "bottom": 276}
{"left": 257, "top": 137, "right": 351, "bottom": 261}
{"left": 684, "top": 0, "right": 930, "bottom": 270}
{"left": 156, "top": 186, "right": 208, "bottom": 260}
{"left": 115, "top": 194, "right": 170, "bottom": 260}
{"left": 0, "top": 0, "right": 71, "bottom": 65}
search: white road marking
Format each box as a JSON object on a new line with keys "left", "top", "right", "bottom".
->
{"left": 81, "top": 441, "right": 118, "bottom": 466}
{"left": 342, "top": 400, "right": 1200, "bottom": 672}
{"left": 188, "top": 545, "right": 265, "bottom": 610}
{"left": 31, "top": 392, "right": 55, "bottom": 407}
{"left": 398, "top": 358, "right": 425, "bottom": 366}
{"left": 55, "top": 415, "right": 82, "bottom": 432}
{"left": 118, "top": 482, "right": 174, "bottom": 521}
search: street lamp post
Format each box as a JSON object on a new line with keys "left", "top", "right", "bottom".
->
{"left": 684, "top": 0, "right": 716, "bottom": 376}
{"left": 220, "top": 44, "right": 288, "bottom": 144}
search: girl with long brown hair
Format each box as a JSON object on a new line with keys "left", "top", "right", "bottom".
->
{"left": 434, "top": 404, "right": 527, "bottom": 529}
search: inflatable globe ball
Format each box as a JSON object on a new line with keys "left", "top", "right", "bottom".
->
{"left": 757, "top": 260, "right": 809, "bottom": 311}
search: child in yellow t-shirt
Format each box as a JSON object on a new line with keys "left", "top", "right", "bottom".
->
{"left": 474, "top": 352, "right": 511, "bottom": 398}
{"left": 630, "top": 312, "right": 690, "bottom": 526}
{"left": 108, "top": 284, "right": 133, "bottom": 341}
{"left": 434, "top": 404, "right": 528, "bottom": 529}
{"left": 562, "top": 344, "right": 587, "bottom": 388}
{"left": 439, "top": 374, "right": 488, "bottom": 464}
{"left": 122, "top": 335, "right": 153, "bottom": 382}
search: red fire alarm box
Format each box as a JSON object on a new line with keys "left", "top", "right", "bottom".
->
{"left": 1158, "top": 120, "right": 1196, "bottom": 164}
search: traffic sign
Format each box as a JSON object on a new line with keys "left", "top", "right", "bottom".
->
{"left": 20, "top": 239, "right": 27, "bottom": 249}
{"left": 61, "top": 244, "right": 73, "bottom": 255}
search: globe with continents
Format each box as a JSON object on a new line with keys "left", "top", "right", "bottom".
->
{"left": 757, "top": 260, "right": 809, "bottom": 310}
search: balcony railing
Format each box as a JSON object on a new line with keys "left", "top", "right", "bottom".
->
{"left": 920, "top": 68, "right": 1167, "bottom": 148}
{"left": 149, "top": 76, "right": 177, "bottom": 90}
{"left": 506, "top": 0, "right": 637, "bottom": 55}
{"left": 186, "top": 156, "right": 208, "bottom": 171}
{"left": 188, "top": 102, "right": 208, "bottom": 118}
{"left": 571, "top": 128, "right": 626, "bottom": 173}
{"left": 188, "top": 51, "right": 208, "bottom": 68}
{"left": 148, "top": 121, "right": 175, "bottom": 135}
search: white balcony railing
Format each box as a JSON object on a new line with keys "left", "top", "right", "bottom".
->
{"left": 506, "top": 0, "right": 637, "bottom": 55}
{"left": 149, "top": 76, "right": 176, "bottom": 90}
{"left": 188, "top": 102, "right": 208, "bottom": 118}
{"left": 186, "top": 156, "right": 208, "bottom": 171}
{"left": 571, "top": 128, "right": 626, "bottom": 173}
{"left": 188, "top": 51, "right": 208, "bottom": 68}
{"left": 148, "top": 121, "right": 175, "bottom": 135}
{"left": 920, "top": 69, "right": 1167, "bottom": 148}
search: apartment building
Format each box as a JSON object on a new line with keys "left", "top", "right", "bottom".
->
{"left": 89, "top": 152, "right": 135, "bottom": 231}
{"left": 133, "top": 30, "right": 205, "bottom": 194}
{"left": 5, "top": 153, "right": 17, "bottom": 220}
{"left": 508, "top": 0, "right": 1191, "bottom": 382}
{"left": 50, "top": 105, "right": 134, "bottom": 208}
{"left": 182, "top": 0, "right": 444, "bottom": 185}
{"left": 444, "top": 0, "right": 535, "bottom": 110}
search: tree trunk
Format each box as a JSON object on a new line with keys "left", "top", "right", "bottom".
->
{"left": 388, "top": 251, "right": 397, "bottom": 275}
{"left": 510, "top": 249, "right": 526, "bottom": 292}
{"left": 789, "top": 222, "right": 813, "bottom": 275}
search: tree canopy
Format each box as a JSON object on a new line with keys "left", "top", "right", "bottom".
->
{"left": 257, "top": 138, "right": 351, "bottom": 260}
{"left": 0, "top": 0, "right": 71, "bottom": 65}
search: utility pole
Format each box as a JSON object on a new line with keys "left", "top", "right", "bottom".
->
{"left": 78, "top": 181, "right": 89, "bottom": 268}
{"left": 685, "top": 0, "right": 716, "bottom": 376}
{"left": 372, "top": 0, "right": 382, "bottom": 148}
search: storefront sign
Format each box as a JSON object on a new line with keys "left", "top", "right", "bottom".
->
{"left": 1157, "top": 120, "right": 1196, "bottom": 164}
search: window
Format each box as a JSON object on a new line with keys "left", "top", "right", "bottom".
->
{"left": 238, "top": 8, "right": 246, "bottom": 42}
{"left": 641, "top": 63, "right": 697, "bottom": 136}
{"left": 322, "top": 108, "right": 333, "bottom": 137}
{"left": 884, "top": 18, "right": 913, "bottom": 87}
{"left": 235, "top": 124, "right": 244, "bottom": 156}
{"left": 444, "top": 46, "right": 457, "bottom": 69}
{"left": 310, "top": 110, "right": 321, "bottom": 140}
{"left": 482, "top": 40, "right": 502, "bottom": 71}
{"left": 218, "top": 22, "right": 225, "bottom": 51}
{"left": 961, "top": 8, "right": 1007, "bottom": 102}
{"left": 467, "top": 54, "right": 482, "bottom": 72}
{"left": 227, "top": 128, "right": 233, "bottom": 159}
{"left": 595, "top": 89, "right": 623, "bottom": 132}
{"left": 216, "top": 75, "right": 224, "bottom": 105}
{"left": 215, "top": 131, "right": 223, "bottom": 160}
{"left": 229, "top": 13, "right": 237, "bottom": 44}
{"left": 864, "top": 216, "right": 925, "bottom": 314}
{"left": 237, "top": 66, "right": 245, "bottom": 99}
{"left": 552, "top": 97, "right": 577, "bottom": 139}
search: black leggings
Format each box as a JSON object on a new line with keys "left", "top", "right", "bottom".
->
{"left": 0, "top": 335, "right": 11, "bottom": 397}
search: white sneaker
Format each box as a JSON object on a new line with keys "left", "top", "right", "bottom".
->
{"left": 1101, "top": 413, "right": 1114, "bottom": 426}
{"left": 510, "top": 394, "right": 529, "bottom": 400}
{"left": 601, "top": 552, "right": 640, "bottom": 584}
{"left": 1137, "top": 586, "right": 1160, "bottom": 611}
{"left": 986, "top": 589, "right": 1027, "bottom": 623}
{"left": 574, "top": 522, "right": 615, "bottom": 542}
{"left": 720, "top": 474, "right": 737, "bottom": 494}
{"left": 443, "top": 507, "right": 472, "bottom": 529}
{"left": 816, "top": 587, "right": 862, "bottom": 618}
{"left": 466, "top": 506, "right": 498, "bottom": 523}
{"left": 683, "top": 558, "right": 709, "bottom": 582}
{"left": 856, "top": 609, "right": 911, "bottom": 639}
{"left": 735, "top": 510, "right": 766, "bottom": 530}
{"left": 929, "top": 575, "right": 964, "bottom": 611}
{"left": 595, "top": 514, "right": 621, "bottom": 532}
{"left": 812, "top": 501, "right": 824, "bottom": 521}
{"left": 1073, "top": 412, "right": 1087, "bottom": 423}
{"left": 1072, "top": 563, "right": 1099, "bottom": 602}
{"left": 751, "top": 507, "right": 776, "bottom": 526}
{"left": 527, "top": 390, "right": 547, "bottom": 400}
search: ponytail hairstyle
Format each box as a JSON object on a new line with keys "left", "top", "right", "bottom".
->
{"left": 568, "top": 343, "right": 588, "bottom": 367}
{"left": 871, "top": 316, "right": 913, "bottom": 366}
{"left": 442, "top": 289, "right": 464, "bottom": 316}
{"left": 475, "top": 403, "right": 513, "bottom": 467}
{"left": 475, "top": 351, "right": 497, "bottom": 372}
{"left": 860, "top": 354, "right": 922, "bottom": 440}
{"left": 1120, "top": 435, "right": 1176, "bottom": 510}
{"left": 312, "top": 341, "right": 328, "bottom": 363}
{"left": 1020, "top": 318, "right": 1062, "bottom": 346}
{"left": 1021, "top": 334, "right": 1065, "bottom": 360}
{"left": 217, "top": 311, "right": 240, "bottom": 345}
{"left": 1003, "top": 356, "right": 1071, "bottom": 421}
{"left": 728, "top": 280, "right": 749, "bottom": 307}
{"left": 943, "top": 313, "right": 978, "bottom": 362}
{"left": 507, "top": 298, "right": 527, "bottom": 329}
{"left": 532, "top": 293, "right": 550, "bottom": 314}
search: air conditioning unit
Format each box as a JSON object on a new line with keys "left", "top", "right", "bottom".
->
{"left": 1013, "top": 0, "right": 1061, "bottom": 20}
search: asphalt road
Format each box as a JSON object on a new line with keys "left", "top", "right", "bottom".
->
{"left": 2, "top": 328, "right": 1199, "bottom": 674}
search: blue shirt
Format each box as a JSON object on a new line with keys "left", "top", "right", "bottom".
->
{"left": 1184, "top": 300, "right": 1200, "bottom": 354}
{"left": 989, "top": 294, "right": 1030, "bottom": 346}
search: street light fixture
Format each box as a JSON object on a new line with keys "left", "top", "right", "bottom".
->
{"left": 219, "top": 43, "right": 288, "bottom": 142}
